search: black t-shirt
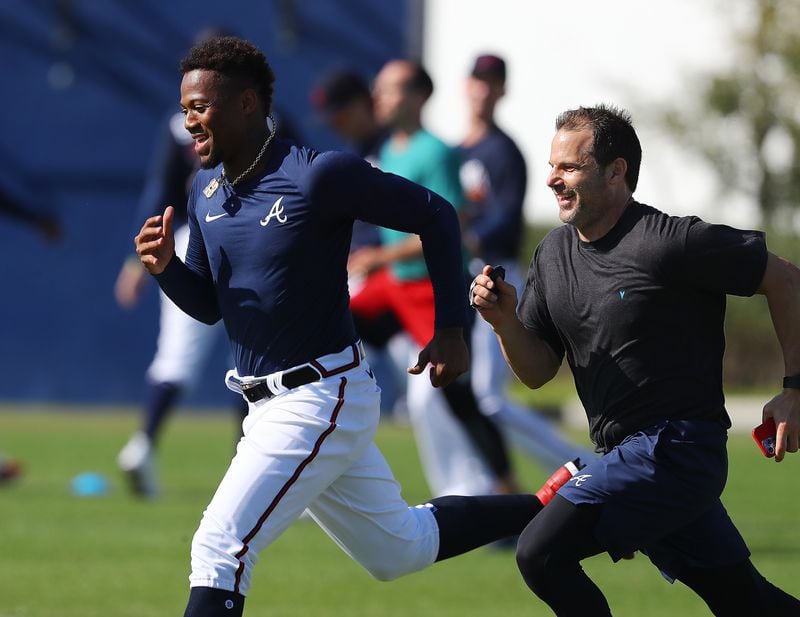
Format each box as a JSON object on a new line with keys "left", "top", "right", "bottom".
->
{"left": 518, "top": 201, "right": 768, "bottom": 452}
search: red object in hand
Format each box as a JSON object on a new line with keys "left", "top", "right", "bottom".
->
{"left": 752, "top": 417, "right": 777, "bottom": 458}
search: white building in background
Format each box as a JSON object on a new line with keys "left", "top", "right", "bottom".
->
{"left": 423, "top": 0, "right": 761, "bottom": 228}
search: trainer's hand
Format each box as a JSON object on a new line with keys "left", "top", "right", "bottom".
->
{"left": 470, "top": 265, "right": 519, "bottom": 329}
{"left": 408, "top": 327, "right": 469, "bottom": 388}
{"left": 135, "top": 206, "right": 176, "bottom": 275}
{"left": 762, "top": 388, "right": 800, "bottom": 462}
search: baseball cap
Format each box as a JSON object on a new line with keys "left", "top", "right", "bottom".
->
{"left": 311, "top": 70, "right": 371, "bottom": 112}
{"left": 470, "top": 54, "right": 506, "bottom": 82}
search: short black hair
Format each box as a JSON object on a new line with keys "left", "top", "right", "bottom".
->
{"left": 555, "top": 104, "right": 642, "bottom": 192}
{"left": 180, "top": 36, "right": 275, "bottom": 115}
{"left": 405, "top": 62, "right": 434, "bottom": 101}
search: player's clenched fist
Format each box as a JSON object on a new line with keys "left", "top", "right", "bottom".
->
{"left": 135, "top": 206, "right": 176, "bottom": 275}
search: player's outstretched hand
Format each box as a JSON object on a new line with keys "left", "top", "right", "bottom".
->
{"left": 409, "top": 327, "right": 469, "bottom": 388}
{"left": 762, "top": 388, "right": 800, "bottom": 462}
{"left": 135, "top": 206, "right": 176, "bottom": 275}
{"left": 470, "top": 264, "right": 518, "bottom": 329}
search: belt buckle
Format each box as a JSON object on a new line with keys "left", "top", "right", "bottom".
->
{"left": 240, "top": 379, "right": 271, "bottom": 403}
{"left": 240, "top": 381, "right": 257, "bottom": 394}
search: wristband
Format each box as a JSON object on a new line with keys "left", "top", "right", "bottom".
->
{"left": 782, "top": 375, "right": 800, "bottom": 389}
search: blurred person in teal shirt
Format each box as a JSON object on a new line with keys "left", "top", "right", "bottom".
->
{"left": 349, "top": 59, "right": 523, "bottom": 500}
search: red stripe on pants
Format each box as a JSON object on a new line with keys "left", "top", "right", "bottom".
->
{"left": 232, "top": 377, "right": 348, "bottom": 593}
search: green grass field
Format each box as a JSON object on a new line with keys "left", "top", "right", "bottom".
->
{"left": 2, "top": 404, "right": 798, "bottom": 617}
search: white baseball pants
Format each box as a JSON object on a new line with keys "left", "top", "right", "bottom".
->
{"left": 188, "top": 347, "right": 439, "bottom": 595}
{"left": 404, "top": 345, "right": 496, "bottom": 497}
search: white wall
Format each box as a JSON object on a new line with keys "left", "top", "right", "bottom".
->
{"left": 423, "top": 0, "right": 760, "bottom": 228}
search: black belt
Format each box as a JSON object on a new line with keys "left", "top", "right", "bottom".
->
{"left": 239, "top": 365, "right": 321, "bottom": 403}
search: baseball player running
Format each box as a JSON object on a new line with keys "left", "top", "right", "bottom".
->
{"left": 134, "top": 36, "right": 582, "bottom": 617}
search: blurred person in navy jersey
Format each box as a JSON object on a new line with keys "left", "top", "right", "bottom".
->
{"left": 459, "top": 54, "right": 594, "bottom": 472}
{"left": 311, "top": 69, "right": 388, "bottom": 167}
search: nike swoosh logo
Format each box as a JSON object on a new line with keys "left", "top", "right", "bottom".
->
{"left": 205, "top": 211, "right": 228, "bottom": 223}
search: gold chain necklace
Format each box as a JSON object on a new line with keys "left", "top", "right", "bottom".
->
{"left": 222, "top": 117, "right": 276, "bottom": 187}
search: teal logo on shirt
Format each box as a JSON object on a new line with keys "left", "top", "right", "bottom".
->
{"left": 619, "top": 290, "right": 626, "bottom": 299}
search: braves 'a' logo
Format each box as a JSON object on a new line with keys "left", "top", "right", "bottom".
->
{"left": 260, "top": 196, "right": 287, "bottom": 226}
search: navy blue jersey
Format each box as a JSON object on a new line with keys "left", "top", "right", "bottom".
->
{"left": 518, "top": 202, "right": 767, "bottom": 451}
{"left": 459, "top": 126, "right": 527, "bottom": 263}
{"left": 155, "top": 139, "right": 467, "bottom": 377}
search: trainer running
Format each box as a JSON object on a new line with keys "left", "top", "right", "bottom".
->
{"left": 471, "top": 104, "right": 800, "bottom": 615}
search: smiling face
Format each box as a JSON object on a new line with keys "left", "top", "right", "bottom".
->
{"left": 546, "top": 128, "right": 614, "bottom": 235}
{"left": 180, "top": 69, "right": 243, "bottom": 169}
